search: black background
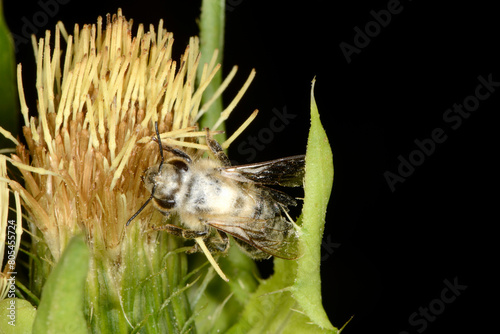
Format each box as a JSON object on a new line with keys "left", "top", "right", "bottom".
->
{"left": 4, "top": 1, "right": 497, "bottom": 333}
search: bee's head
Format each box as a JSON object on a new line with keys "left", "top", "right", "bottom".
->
{"left": 126, "top": 122, "right": 192, "bottom": 225}
{"left": 142, "top": 158, "right": 190, "bottom": 212}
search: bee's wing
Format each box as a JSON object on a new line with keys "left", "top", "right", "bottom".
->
{"left": 206, "top": 215, "right": 300, "bottom": 260}
{"left": 220, "top": 155, "right": 305, "bottom": 187}
{"left": 261, "top": 186, "right": 297, "bottom": 207}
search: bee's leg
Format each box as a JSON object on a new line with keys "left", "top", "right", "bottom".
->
{"left": 163, "top": 146, "right": 192, "bottom": 163}
{"left": 205, "top": 128, "right": 231, "bottom": 166}
{"left": 186, "top": 231, "right": 230, "bottom": 255}
{"left": 212, "top": 231, "right": 229, "bottom": 253}
{"left": 152, "top": 224, "right": 208, "bottom": 239}
{"left": 152, "top": 136, "right": 193, "bottom": 163}
{"left": 153, "top": 224, "right": 215, "bottom": 254}
{"left": 197, "top": 230, "right": 229, "bottom": 254}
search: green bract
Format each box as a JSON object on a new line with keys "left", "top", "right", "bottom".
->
{"left": 32, "top": 235, "right": 89, "bottom": 334}
{"left": 224, "top": 79, "right": 337, "bottom": 334}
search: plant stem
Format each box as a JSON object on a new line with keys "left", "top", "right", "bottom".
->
{"left": 198, "top": 0, "right": 226, "bottom": 142}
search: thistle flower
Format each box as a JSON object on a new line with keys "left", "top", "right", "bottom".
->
{"left": 1, "top": 9, "right": 259, "bottom": 332}
{"left": 1, "top": 8, "right": 337, "bottom": 334}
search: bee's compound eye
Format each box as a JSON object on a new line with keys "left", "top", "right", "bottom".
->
{"left": 142, "top": 167, "right": 158, "bottom": 186}
{"left": 155, "top": 197, "right": 176, "bottom": 209}
{"left": 169, "top": 159, "right": 189, "bottom": 172}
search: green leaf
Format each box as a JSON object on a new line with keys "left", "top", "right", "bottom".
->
{"left": 226, "top": 80, "right": 338, "bottom": 333}
{"left": 0, "top": 0, "right": 19, "bottom": 149}
{"left": 32, "top": 235, "right": 90, "bottom": 334}
{"left": 292, "top": 78, "right": 335, "bottom": 331}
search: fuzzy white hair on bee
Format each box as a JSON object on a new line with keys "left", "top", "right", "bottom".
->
{"left": 127, "top": 122, "right": 305, "bottom": 282}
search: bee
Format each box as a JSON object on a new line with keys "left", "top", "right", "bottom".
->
{"left": 127, "top": 123, "right": 304, "bottom": 262}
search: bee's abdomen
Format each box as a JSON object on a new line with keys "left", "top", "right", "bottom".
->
{"left": 251, "top": 191, "right": 280, "bottom": 220}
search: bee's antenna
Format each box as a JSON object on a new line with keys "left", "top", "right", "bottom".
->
{"left": 126, "top": 194, "right": 154, "bottom": 226}
{"left": 155, "top": 121, "right": 165, "bottom": 171}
